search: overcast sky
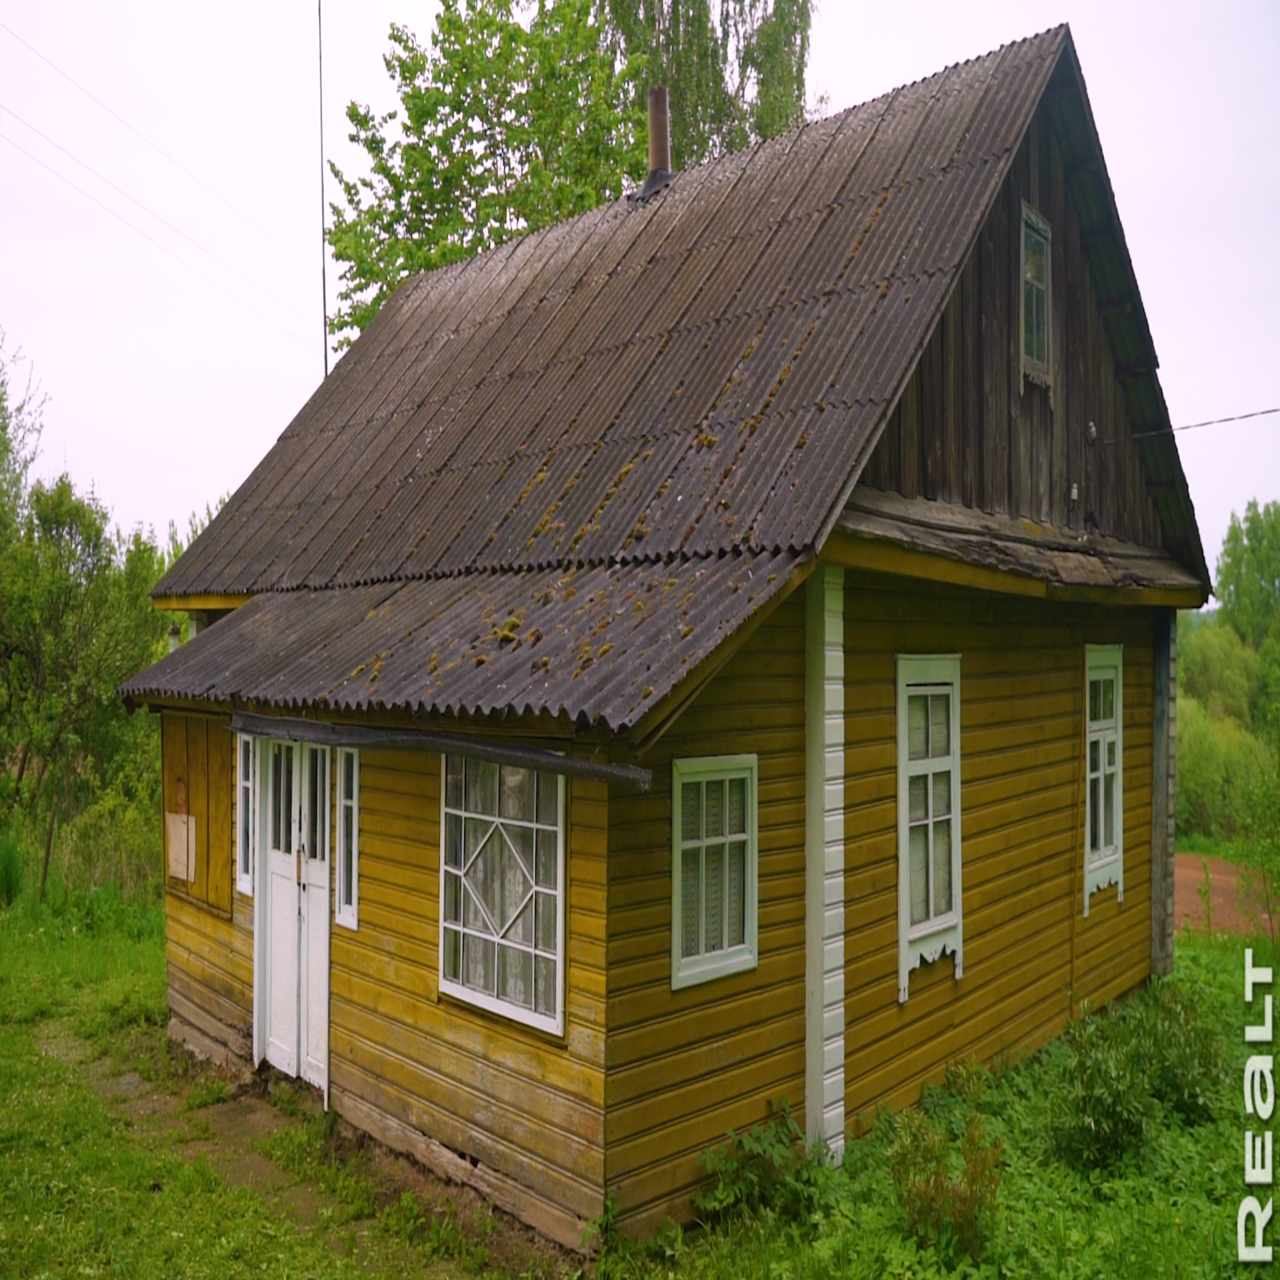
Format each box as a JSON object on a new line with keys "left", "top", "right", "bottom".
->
{"left": 1, "top": 1, "right": 1276, "bottom": 590}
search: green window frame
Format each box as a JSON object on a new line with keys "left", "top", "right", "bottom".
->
{"left": 440, "top": 755, "right": 565, "bottom": 1035}
{"left": 1021, "top": 202, "right": 1052, "bottom": 387}
{"left": 671, "top": 755, "right": 759, "bottom": 990}
{"left": 897, "top": 655, "right": 963, "bottom": 1002}
{"left": 1084, "top": 646, "right": 1124, "bottom": 913}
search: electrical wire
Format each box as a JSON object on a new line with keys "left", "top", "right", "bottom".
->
{"left": 0, "top": 101, "right": 316, "bottom": 327}
{"left": 0, "top": 132, "right": 319, "bottom": 354}
{"left": 1106, "top": 407, "right": 1279, "bottom": 444}
{"left": 0, "top": 17, "right": 312, "bottom": 269}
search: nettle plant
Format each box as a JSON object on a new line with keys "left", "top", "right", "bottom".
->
{"left": 885, "top": 1066, "right": 1005, "bottom": 1265}
{"left": 1052, "top": 980, "right": 1225, "bottom": 1171}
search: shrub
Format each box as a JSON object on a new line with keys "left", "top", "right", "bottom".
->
{"left": 1136, "top": 978, "right": 1225, "bottom": 1125}
{"left": 1179, "top": 614, "right": 1259, "bottom": 725}
{"left": 886, "top": 1101, "right": 1004, "bottom": 1263}
{"left": 695, "top": 1099, "right": 837, "bottom": 1222}
{"left": 53, "top": 780, "right": 162, "bottom": 898}
{"left": 0, "top": 824, "right": 23, "bottom": 906}
{"left": 1177, "top": 695, "right": 1270, "bottom": 839}
{"left": 1052, "top": 1002, "right": 1150, "bottom": 1170}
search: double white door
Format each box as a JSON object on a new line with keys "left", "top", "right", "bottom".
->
{"left": 260, "top": 741, "right": 330, "bottom": 1091}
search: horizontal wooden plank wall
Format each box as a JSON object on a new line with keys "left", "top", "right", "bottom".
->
{"left": 841, "top": 572, "right": 1154, "bottom": 1123}
{"left": 606, "top": 593, "right": 807, "bottom": 1236}
{"left": 162, "top": 712, "right": 252, "bottom": 1060}
{"left": 327, "top": 747, "right": 607, "bottom": 1248}
{"left": 861, "top": 103, "right": 1161, "bottom": 549}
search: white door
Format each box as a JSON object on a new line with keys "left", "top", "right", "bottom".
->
{"left": 265, "top": 741, "right": 298, "bottom": 1076}
{"left": 299, "top": 744, "right": 330, "bottom": 1092}
{"left": 260, "top": 740, "right": 330, "bottom": 1091}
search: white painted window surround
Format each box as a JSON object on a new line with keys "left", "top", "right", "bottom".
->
{"left": 671, "top": 755, "right": 759, "bottom": 991}
{"left": 805, "top": 565, "right": 846, "bottom": 1159}
{"left": 897, "top": 655, "right": 963, "bottom": 1003}
{"left": 1084, "top": 645, "right": 1124, "bottom": 914}
{"left": 236, "top": 733, "right": 255, "bottom": 896}
{"left": 439, "top": 756, "right": 566, "bottom": 1036}
{"left": 335, "top": 748, "right": 360, "bottom": 931}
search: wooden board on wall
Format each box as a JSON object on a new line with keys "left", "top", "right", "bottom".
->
{"left": 327, "top": 747, "right": 609, "bottom": 1228}
{"left": 605, "top": 593, "right": 808, "bottom": 1237}
{"left": 861, "top": 102, "right": 1162, "bottom": 549}
{"left": 839, "top": 571, "right": 1156, "bottom": 1123}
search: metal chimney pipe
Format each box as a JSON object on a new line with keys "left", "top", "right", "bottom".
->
{"left": 648, "top": 85, "right": 670, "bottom": 176}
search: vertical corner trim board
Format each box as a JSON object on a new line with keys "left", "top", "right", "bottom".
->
{"left": 1151, "top": 610, "right": 1176, "bottom": 977}
{"left": 805, "top": 564, "right": 846, "bottom": 1159}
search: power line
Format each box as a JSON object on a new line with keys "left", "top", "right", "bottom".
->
{"left": 1107, "top": 407, "right": 1279, "bottom": 444}
{"left": 0, "top": 101, "right": 316, "bottom": 328}
{"left": 0, "top": 17, "right": 312, "bottom": 269}
{"left": 0, "top": 132, "right": 319, "bottom": 354}
{"left": 318, "top": 0, "right": 330, "bottom": 378}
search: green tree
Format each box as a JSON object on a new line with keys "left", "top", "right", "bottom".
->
{"left": 1178, "top": 614, "right": 1259, "bottom": 726}
{"left": 328, "top": 0, "right": 646, "bottom": 342}
{"left": 0, "top": 478, "right": 169, "bottom": 896}
{"left": 326, "top": 0, "right": 815, "bottom": 345}
{"left": 598, "top": 0, "right": 813, "bottom": 169}
{"left": 1217, "top": 499, "right": 1280, "bottom": 650}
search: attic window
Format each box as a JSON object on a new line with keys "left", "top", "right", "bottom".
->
{"left": 1021, "top": 203, "right": 1052, "bottom": 387}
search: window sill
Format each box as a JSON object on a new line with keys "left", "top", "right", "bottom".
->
{"left": 438, "top": 977, "right": 564, "bottom": 1039}
{"left": 671, "top": 944, "right": 757, "bottom": 991}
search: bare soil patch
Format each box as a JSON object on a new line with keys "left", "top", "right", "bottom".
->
{"left": 1175, "top": 852, "right": 1274, "bottom": 937}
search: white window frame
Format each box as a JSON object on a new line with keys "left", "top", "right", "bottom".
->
{"left": 236, "top": 733, "right": 255, "bottom": 896}
{"left": 438, "top": 755, "right": 566, "bottom": 1036}
{"left": 671, "top": 754, "right": 759, "bottom": 991}
{"left": 1020, "top": 201, "right": 1052, "bottom": 388}
{"left": 897, "top": 655, "right": 963, "bottom": 1003}
{"left": 1084, "top": 645, "right": 1124, "bottom": 914}
{"left": 335, "top": 748, "right": 360, "bottom": 931}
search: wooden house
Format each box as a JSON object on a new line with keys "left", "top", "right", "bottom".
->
{"left": 122, "top": 25, "right": 1208, "bottom": 1246}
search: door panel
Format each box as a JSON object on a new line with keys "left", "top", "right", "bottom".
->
{"left": 264, "top": 742, "right": 298, "bottom": 1076}
{"left": 300, "top": 744, "right": 330, "bottom": 1091}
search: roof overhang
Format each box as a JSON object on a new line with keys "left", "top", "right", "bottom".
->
{"left": 830, "top": 488, "right": 1207, "bottom": 608}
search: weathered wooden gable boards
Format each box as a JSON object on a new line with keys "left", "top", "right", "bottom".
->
{"left": 161, "top": 712, "right": 252, "bottom": 1058}
{"left": 327, "top": 747, "right": 608, "bottom": 1235}
{"left": 862, "top": 104, "right": 1160, "bottom": 548}
{"left": 605, "top": 592, "right": 807, "bottom": 1236}
{"left": 840, "top": 572, "right": 1154, "bottom": 1121}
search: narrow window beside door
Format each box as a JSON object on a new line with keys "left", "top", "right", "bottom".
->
{"left": 1084, "top": 645, "right": 1123, "bottom": 912}
{"left": 671, "top": 755, "right": 758, "bottom": 990}
{"left": 271, "top": 742, "right": 294, "bottom": 855}
{"left": 897, "top": 655, "right": 963, "bottom": 1002}
{"left": 440, "top": 756, "right": 565, "bottom": 1034}
{"left": 335, "top": 748, "right": 359, "bottom": 930}
{"left": 236, "top": 734, "right": 255, "bottom": 896}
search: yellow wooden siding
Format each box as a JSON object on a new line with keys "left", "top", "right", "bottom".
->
{"left": 605, "top": 594, "right": 808, "bottom": 1235}
{"left": 327, "top": 747, "right": 608, "bottom": 1228}
{"left": 161, "top": 711, "right": 252, "bottom": 1055}
{"left": 841, "top": 572, "right": 1154, "bottom": 1123}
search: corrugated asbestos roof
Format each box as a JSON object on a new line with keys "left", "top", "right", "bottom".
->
{"left": 124, "top": 551, "right": 799, "bottom": 729}
{"left": 157, "top": 28, "right": 1067, "bottom": 598}
{"left": 124, "top": 24, "right": 1202, "bottom": 731}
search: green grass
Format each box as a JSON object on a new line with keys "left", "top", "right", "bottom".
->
{"left": 0, "top": 892, "right": 368, "bottom": 1279}
{"left": 0, "top": 886, "right": 1266, "bottom": 1279}
{"left": 1178, "top": 830, "right": 1248, "bottom": 861}
{"left": 596, "top": 932, "right": 1272, "bottom": 1280}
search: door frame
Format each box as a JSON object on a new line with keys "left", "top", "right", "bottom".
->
{"left": 251, "top": 736, "right": 331, "bottom": 1101}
